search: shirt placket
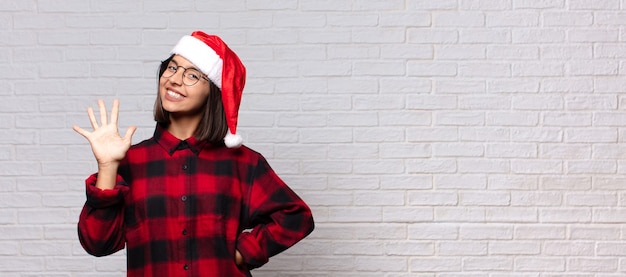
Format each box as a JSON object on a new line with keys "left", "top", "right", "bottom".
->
{"left": 180, "top": 151, "right": 195, "bottom": 274}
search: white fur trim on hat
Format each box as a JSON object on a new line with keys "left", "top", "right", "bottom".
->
{"left": 224, "top": 131, "right": 243, "bottom": 148}
{"left": 170, "top": 35, "right": 223, "bottom": 89}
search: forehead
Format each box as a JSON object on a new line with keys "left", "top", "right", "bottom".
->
{"left": 171, "top": 54, "right": 199, "bottom": 69}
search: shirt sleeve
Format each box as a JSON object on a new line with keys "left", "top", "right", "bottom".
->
{"left": 77, "top": 173, "right": 129, "bottom": 257}
{"left": 236, "top": 156, "right": 315, "bottom": 269}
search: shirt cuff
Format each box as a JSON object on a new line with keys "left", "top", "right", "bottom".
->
{"left": 236, "top": 231, "right": 269, "bottom": 269}
{"left": 84, "top": 173, "right": 128, "bottom": 209}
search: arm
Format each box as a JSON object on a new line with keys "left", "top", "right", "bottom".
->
{"left": 73, "top": 99, "right": 136, "bottom": 256}
{"left": 78, "top": 174, "right": 129, "bottom": 256}
{"left": 236, "top": 156, "right": 315, "bottom": 269}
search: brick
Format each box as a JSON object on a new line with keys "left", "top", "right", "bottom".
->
{"left": 461, "top": 192, "right": 510, "bottom": 206}
{"left": 436, "top": 80, "right": 486, "bottom": 93}
{"left": 435, "top": 111, "right": 485, "bottom": 126}
{"left": 514, "top": 257, "right": 565, "bottom": 271}
{"left": 488, "top": 175, "right": 537, "bottom": 190}
{"left": 408, "top": 192, "right": 458, "bottom": 206}
{"left": 407, "top": 159, "right": 457, "bottom": 173}
{"left": 511, "top": 192, "right": 562, "bottom": 207}
{"left": 300, "top": 30, "right": 352, "bottom": 44}
{"left": 408, "top": 224, "right": 459, "bottom": 240}
{"left": 460, "top": 224, "right": 513, "bottom": 240}
{"left": 458, "top": 159, "right": 509, "bottom": 173}
{"left": 513, "top": 29, "right": 566, "bottom": 43}
{"left": 408, "top": 29, "right": 459, "bottom": 44}
{"left": 386, "top": 241, "right": 434, "bottom": 256}
{"left": 380, "top": 175, "right": 432, "bottom": 190}
{"left": 380, "top": 143, "right": 431, "bottom": 159}
{"left": 489, "top": 241, "right": 540, "bottom": 255}
{"left": 460, "top": 29, "right": 510, "bottom": 43}
{"left": 353, "top": 28, "right": 406, "bottom": 44}
{"left": 514, "top": 225, "right": 566, "bottom": 239}
{"left": 459, "top": 95, "right": 511, "bottom": 110}
{"left": 380, "top": 12, "right": 431, "bottom": 27}
{"left": 432, "top": 143, "right": 484, "bottom": 158}
{"left": 460, "top": 127, "right": 510, "bottom": 142}
{"left": 460, "top": 0, "right": 512, "bottom": 10}
{"left": 353, "top": 160, "right": 405, "bottom": 174}
{"left": 435, "top": 207, "right": 486, "bottom": 222}
{"left": 379, "top": 111, "right": 431, "bottom": 126}
{"left": 540, "top": 144, "right": 591, "bottom": 159}
{"left": 486, "top": 112, "right": 539, "bottom": 127}
{"left": 328, "top": 78, "right": 379, "bottom": 94}
{"left": 539, "top": 208, "right": 592, "bottom": 223}
{"left": 463, "top": 257, "right": 513, "bottom": 271}
{"left": 408, "top": 0, "right": 458, "bottom": 10}
{"left": 438, "top": 241, "right": 487, "bottom": 255}
{"left": 354, "top": 128, "right": 405, "bottom": 143}
{"left": 0, "top": 257, "right": 44, "bottom": 272}
{"left": 437, "top": 45, "right": 486, "bottom": 60}
{"left": 570, "top": 225, "right": 620, "bottom": 240}
{"left": 486, "top": 12, "right": 539, "bottom": 27}
{"left": 569, "top": 0, "right": 620, "bottom": 10}
{"left": 410, "top": 257, "right": 461, "bottom": 272}
{"left": 568, "top": 258, "right": 618, "bottom": 272}
{"left": 383, "top": 207, "right": 434, "bottom": 223}
{"left": 433, "top": 12, "right": 485, "bottom": 27}
{"left": 512, "top": 95, "right": 563, "bottom": 110}
{"left": 488, "top": 79, "right": 540, "bottom": 93}
{"left": 328, "top": 144, "right": 379, "bottom": 159}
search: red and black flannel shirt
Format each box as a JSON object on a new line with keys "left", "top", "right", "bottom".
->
{"left": 78, "top": 124, "right": 314, "bottom": 276}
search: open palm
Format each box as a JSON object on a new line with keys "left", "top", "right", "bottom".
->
{"left": 73, "top": 99, "right": 136, "bottom": 166}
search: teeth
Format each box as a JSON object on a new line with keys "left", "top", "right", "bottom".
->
{"left": 167, "top": 90, "right": 183, "bottom": 99}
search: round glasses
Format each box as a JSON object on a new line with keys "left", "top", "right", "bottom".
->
{"left": 162, "top": 61, "right": 209, "bottom": 86}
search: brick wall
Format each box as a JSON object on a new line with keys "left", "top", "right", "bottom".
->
{"left": 2, "top": 0, "right": 626, "bottom": 275}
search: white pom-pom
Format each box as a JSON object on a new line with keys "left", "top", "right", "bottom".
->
{"left": 224, "top": 132, "right": 243, "bottom": 148}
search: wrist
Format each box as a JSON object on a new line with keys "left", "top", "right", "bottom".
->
{"left": 97, "top": 161, "right": 119, "bottom": 171}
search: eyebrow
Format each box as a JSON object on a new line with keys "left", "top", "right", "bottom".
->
{"left": 170, "top": 58, "right": 202, "bottom": 72}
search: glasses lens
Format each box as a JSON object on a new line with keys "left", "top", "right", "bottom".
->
{"left": 162, "top": 61, "right": 177, "bottom": 78}
{"left": 183, "top": 69, "right": 202, "bottom": 86}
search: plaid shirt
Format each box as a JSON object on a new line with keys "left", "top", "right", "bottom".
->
{"left": 78, "top": 124, "right": 314, "bottom": 276}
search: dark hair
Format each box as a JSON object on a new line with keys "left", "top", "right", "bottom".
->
{"left": 154, "top": 55, "right": 228, "bottom": 144}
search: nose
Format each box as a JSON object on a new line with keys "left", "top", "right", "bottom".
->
{"left": 168, "top": 68, "right": 185, "bottom": 85}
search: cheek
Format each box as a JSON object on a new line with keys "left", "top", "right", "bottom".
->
{"left": 158, "top": 77, "right": 168, "bottom": 88}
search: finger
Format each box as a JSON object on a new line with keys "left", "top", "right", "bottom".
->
{"left": 72, "top": 125, "right": 90, "bottom": 139}
{"left": 87, "top": 107, "right": 99, "bottom": 129}
{"left": 98, "top": 99, "right": 108, "bottom": 126}
{"left": 110, "top": 99, "right": 120, "bottom": 125}
{"left": 123, "top": 126, "right": 137, "bottom": 142}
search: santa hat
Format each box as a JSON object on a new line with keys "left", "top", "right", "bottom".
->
{"left": 170, "top": 31, "right": 246, "bottom": 148}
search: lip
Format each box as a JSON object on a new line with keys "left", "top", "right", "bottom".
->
{"left": 164, "top": 88, "right": 186, "bottom": 102}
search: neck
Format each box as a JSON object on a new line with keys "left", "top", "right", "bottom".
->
{"left": 167, "top": 115, "right": 201, "bottom": 140}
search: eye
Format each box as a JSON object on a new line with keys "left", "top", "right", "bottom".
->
{"left": 167, "top": 65, "right": 178, "bottom": 72}
{"left": 186, "top": 70, "right": 201, "bottom": 81}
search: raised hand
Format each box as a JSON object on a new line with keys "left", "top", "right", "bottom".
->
{"left": 73, "top": 99, "right": 137, "bottom": 168}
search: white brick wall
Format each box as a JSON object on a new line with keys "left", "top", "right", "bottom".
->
{"left": 2, "top": 0, "right": 626, "bottom": 275}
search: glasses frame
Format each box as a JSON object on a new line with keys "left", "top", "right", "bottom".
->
{"left": 162, "top": 61, "right": 210, "bottom": 86}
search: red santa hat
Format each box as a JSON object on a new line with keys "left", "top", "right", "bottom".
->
{"left": 170, "top": 31, "right": 246, "bottom": 148}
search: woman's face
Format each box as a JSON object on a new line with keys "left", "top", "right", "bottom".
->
{"left": 159, "top": 55, "right": 211, "bottom": 118}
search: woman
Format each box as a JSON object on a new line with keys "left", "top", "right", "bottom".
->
{"left": 73, "top": 31, "right": 314, "bottom": 276}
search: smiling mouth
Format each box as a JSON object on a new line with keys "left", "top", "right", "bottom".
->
{"left": 167, "top": 90, "right": 184, "bottom": 99}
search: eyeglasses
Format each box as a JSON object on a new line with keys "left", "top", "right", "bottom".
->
{"left": 162, "top": 61, "right": 209, "bottom": 86}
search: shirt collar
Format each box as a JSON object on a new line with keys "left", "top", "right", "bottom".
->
{"left": 154, "top": 124, "right": 207, "bottom": 156}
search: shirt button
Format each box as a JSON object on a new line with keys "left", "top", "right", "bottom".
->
{"left": 182, "top": 229, "right": 187, "bottom": 235}
{"left": 181, "top": 195, "right": 188, "bottom": 202}
{"left": 182, "top": 164, "right": 188, "bottom": 170}
{"left": 183, "top": 264, "right": 189, "bottom": 270}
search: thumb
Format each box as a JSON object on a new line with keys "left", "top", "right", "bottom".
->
{"left": 123, "top": 126, "right": 137, "bottom": 142}
{"left": 72, "top": 125, "right": 90, "bottom": 139}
